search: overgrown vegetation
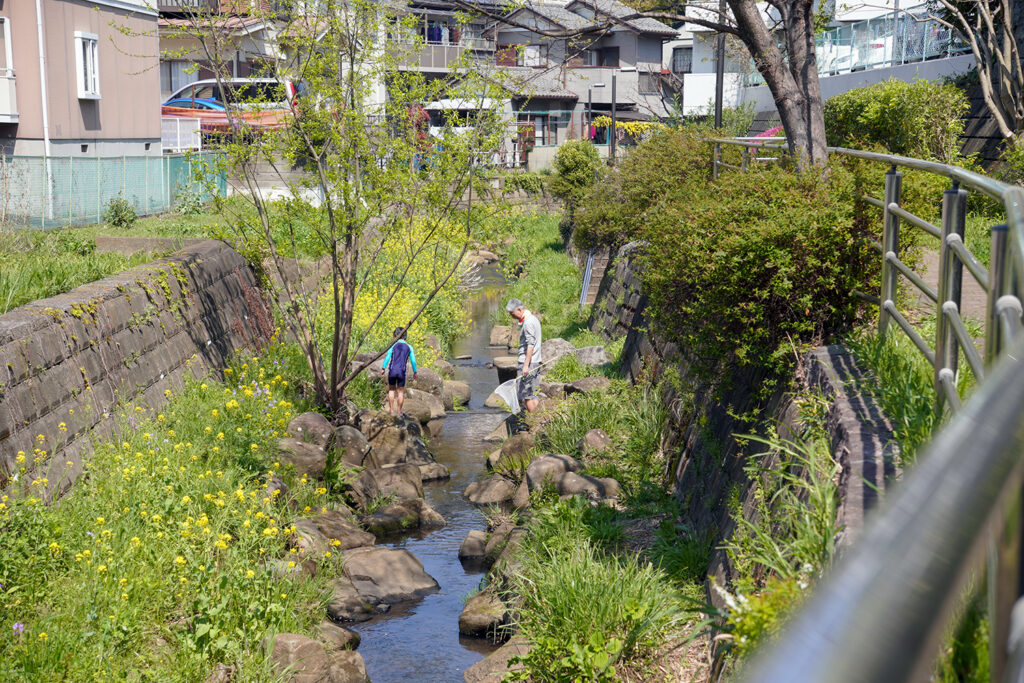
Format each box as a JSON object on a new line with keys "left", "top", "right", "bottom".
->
{"left": 0, "top": 231, "right": 165, "bottom": 314}
{"left": 824, "top": 78, "right": 969, "bottom": 162}
{"left": 0, "top": 355, "right": 340, "bottom": 680}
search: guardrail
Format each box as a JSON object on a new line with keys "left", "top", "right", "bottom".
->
{"left": 712, "top": 137, "right": 1024, "bottom": 681}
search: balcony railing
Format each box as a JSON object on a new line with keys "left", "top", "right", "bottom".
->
{"left": 746, "top": 3, "right": 970, "bottom": 86}
{"left": 0, "top": 71, "right": 17, "bottom": 124}
{"left": 394, "top": 37, "right": 496, "bottom": 71}
{"left": 156, "top": 0, "right": 220, "bottom": 12}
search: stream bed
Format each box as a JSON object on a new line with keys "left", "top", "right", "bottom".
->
{"left": 350, "top": 266, "right": 509, "bottom": 681}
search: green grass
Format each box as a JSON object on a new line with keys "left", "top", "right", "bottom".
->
{"left": 0, "top": 352, "right": 347, "bottom": 681}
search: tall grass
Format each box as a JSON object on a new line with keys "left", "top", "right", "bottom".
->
{"left": 0, "top": 231, "right": 164, "bottom": 314}
{"left": 507, "top": 499, "right": 688, "bottom": 682}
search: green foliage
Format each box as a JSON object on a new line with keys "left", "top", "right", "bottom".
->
{"left": 936, "top": 595, "right": 990, "bottom": 683}
{"left": 824, "top": 79, "right": 969, "bottom": 162}
{"left": 649, "top": 520, "right": 710, "bottom": 586}
{"left": 996, "top": 136, "right": 1024, "bottom": 186}
{"left": 0, "top": 355, "right": 341, "bottom": 680}
{"left": 0, "top": 232, "right": 161, "bottom": 314}
{"left": 175, "top": 184, "right": 209, "bottom": 216}
{"left": 507, "top": 504, "right": 686, "bottom": 682}
{"left": 505, "top": 171, "right": 548, "bottom": 197}
{"left": 102, "top": 195, "right": 138, "bottom": 229}
{"left": 722, "top": 575, "right": 806, "bottom": 660}
{"left": 639, "top": 163, "right": 869, "bottom": 374}
{"left": 543, "top": 353, "right": 591, "bottom": 383}
{"left": 548, "top": 140, "right": 603, "bottom": 208}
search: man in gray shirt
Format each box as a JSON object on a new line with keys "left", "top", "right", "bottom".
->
{"left": 506, "top": 298, "right": 542, "bottom": 413}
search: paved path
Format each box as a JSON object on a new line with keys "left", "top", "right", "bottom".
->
{"left": 908, "top": 250, "right": 988, "bottom": 324}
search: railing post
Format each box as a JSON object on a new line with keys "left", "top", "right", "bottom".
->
{"left": 878, "top": 165, "right": 902, "bottom": 336}
{"left": 935, "top": 184, "right": 967, "bottom": 415}
{"left": 989, "top": 488, "right": 1024, "bottom": 683}
{"left": 713, "top": 143, "right": 720, "bottom": 179}
{"left": 987, "top": 224, "right": 1009, "bottom": 364}
{"left": 741, "top": 145, "right": 750, "bottom": 171}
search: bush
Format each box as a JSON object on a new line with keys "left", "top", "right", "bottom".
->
{"left": 102, "top": 195, "right": 138, "bottom": 229}
{"left": 639, "top": 163, "right": 870, "bottom": 374}
{"left": 548, "top": 140, "right": 602, "bottom": 208}
{"left": 824, "top": 79, "right": 969, "bottom": 162}
{"left": 997, "top": 136, "right": 1024, "bottom": 186}
{"left": 505, "top": 171, "right": 548, "bottom": 197}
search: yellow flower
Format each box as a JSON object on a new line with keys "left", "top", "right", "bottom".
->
{"left": 287, "top": 561, "right": 296, "bottom": 569}
{"left": 15, "top": 451, "right": 25, "bottom": 464}
{"left": 250, "top": 444, "right": 258, "bottom": 452}
{"left": 38, "top": 632, "right": 47, "bottom": 641}
{"left": 58, "top": 422, "right": 67, "bottom": 432}
{"left": 246, "top": 570, "right": 255, "bottom": 578}
{"left": 97, "top": 565, "right": 107, "bottom": 573}
{"left": 175, "top": 556, "right": 185, "bottom": 566}
{"left": 216, "top": 432, "right": 225, "bottom": 441}
{"left": 181, "top": 496, "right": 191, "bottom": 504}
{"left": 157, "top": 414, "right": 166, "bottom": 422}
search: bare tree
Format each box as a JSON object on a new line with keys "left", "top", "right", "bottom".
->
{"left": 930, "top": 0, "right": 1023, "bottom": 140}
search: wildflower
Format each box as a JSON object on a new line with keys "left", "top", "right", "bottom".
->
{"left": 246, "top": 570, "right": 255, "bottom": 578}
{"left": 287, "top": 561, "right": 296, "bottom": 569}
{"left": 97, "top": 565, "right": 107, "bottom": 574}
{"left": 13, "top": 622, "right": 24, "bottom": 635}
{"left": 201, "top": 383, "right": 208, "bottom": 390}
{"left": 58, "top": 422, "right": 67, "bottom": 432}
{"left": 181, "top": 496, "right": 191, "bottom": 504}
{"left": 15, "top": 452, "right": 24, "bottom": 464}
{"left": 38, "top": 632, "right": 47, "bottom": 641}
{"left": 36, "top": 434, "right": 45, "bottom": 443}
{"left": 174, "top": 556, "right": 186, "bottom": 566}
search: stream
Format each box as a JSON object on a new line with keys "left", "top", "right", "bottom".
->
{"left": 350, "top": 265, "right": 509, "bottom": 681}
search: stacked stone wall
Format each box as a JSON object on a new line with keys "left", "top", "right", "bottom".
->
{"left": 0, "top": 240, "right": 274, "bottom": 491}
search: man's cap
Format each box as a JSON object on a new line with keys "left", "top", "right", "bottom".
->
{"left": 505, "top": 298, "right": 523, "bottom": 313}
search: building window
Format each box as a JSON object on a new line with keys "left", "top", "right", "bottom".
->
{"left": 638, "top": 72, "right": 660, "bottom": 95}
{"left": 74, "top": 32, "right": 100, "bottom": 99}
{"left": 599, "top": 47, "right": 619, "bottom": 68}
{"left": 160, "top": 60, "right": 199, "bottom": 95}
{"left": 672, "top": 47, "right": 693, "bottom": 74}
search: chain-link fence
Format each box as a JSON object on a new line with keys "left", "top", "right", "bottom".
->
{"left": 0, "top": 152, "right": 227, "bottom": 229}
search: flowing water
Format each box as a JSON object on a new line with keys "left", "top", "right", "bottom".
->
{"left": 351, "top": 266, "right": 510, "bottom": 682}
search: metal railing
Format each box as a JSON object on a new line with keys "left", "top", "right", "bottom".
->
{"left": 745, "top": 3, "right": 970, "bottom": 86}
{"left": 712, "top": 137, "right": 1024, "bottom": 681}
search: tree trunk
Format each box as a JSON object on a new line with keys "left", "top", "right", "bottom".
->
{"left": 729, "top": 0, "right": 828, "bottom": 168}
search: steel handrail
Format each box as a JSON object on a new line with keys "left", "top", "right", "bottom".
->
{"left": 712, "top": 136, "right": 1024, "bottom": 681}
{"left": 742, "top": 335, "right": 1024, "bottom": 683}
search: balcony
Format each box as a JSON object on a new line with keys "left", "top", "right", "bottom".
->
{"left": 0, "top": 70, "right": 17, "bottom": 124}
{"left": 394, "top": 37, "right": 496, "bottom": 72}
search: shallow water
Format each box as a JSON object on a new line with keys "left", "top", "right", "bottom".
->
{"left": 351, "top": 267, "right": 510, "bottom": 682}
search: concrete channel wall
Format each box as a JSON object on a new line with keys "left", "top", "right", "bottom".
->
{"left": 587, "top": 242, "right": 900, "bottom": 596}
{"left": 0, "top": 240, "right": 275, "bottom": 492}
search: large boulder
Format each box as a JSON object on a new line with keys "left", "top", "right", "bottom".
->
{"left": 458, "top": 529, "right": 488, "bottom": 569}
{"left": 525, "top": 454, "right": 583, "bottom": 491}
{"left": 459, "top": 590, "right": 509, "bottom": 639}
{"left": 565, "top": 376, "right": 611, "bottom": 396}
{"left": 360, "top": 498, "right": 446, "bottom": 536}
{"left": 289, "top": 519, "right": 331, "bottom": 557}
{"left": 316, "top": 620, "right": 361, "bottom": 652}
{"left": 277, "top": 439, "right": 328, "bottom": 479}
{"left": 576, "top": 429, "right": 612, "bottom": 456}
{"left": 500, "top": 432, "right": 536, "bottom": 459}
{"left": 326, "top": 576, "right": 375, "bottom": 622}
{"left": 418, "top": 462, "right": 451, "bottom": 482}
{"left": 423, "top": 334, "right": 442, "bottom": 354}
{"left": 489, "top": 325, "right": 513, "bottom": 347}
{"left": 356, "top": 464, "right": 424, "bottom": 502}
{"left": 341, "top": 546, "right": 440, "bottom": 604}
{"left": 464, "top": 476, "right": 517, "bottom": 507}
{"left": 356, "top": 411, "right": 409, "bottom": 466}
{"left": 328, "top": 651, "right": 370, "bottom": 683}
{"left": 351, "top": 352, "right": 384, "bottom": 378}
{"left": 540, "top": 338, "right": 576, "bottom": 365}
{"left": 403, "top": 388, "right": 446, "bottom": 427}
{"left": 333, "top": 426, "right": 373, "bottom": 468}
{"left": 289, "top": 412, "right": 334, "bottom": 448}
{"left": 405, "top": 438, "right": 436, "bottom": 466}
{"left": 463, "top": 636, "right": 530, "bottom": 683}
{"left": 435, "top": 359, "right": 455, "bottom": 378}
{"left": 268, "top": 633, "right": 332, "bottom": 683}
{"left": 538, "top": 381, "right": 565, "bottom": 399}
{"left": 492, "top": 356, "right": 519, "bottom": 383}
{"left": 442, "top": 380, "right": 471, "bottom": 410}
{"left": 554, "top": 471, "right": 621, "bottom": 499}
{"left": 484, "top": 391, "right": 507, "bottom": 409}
{"left": 313, "top": 510, "right": 375, "bottom": 550}
{"left": 575, "top": 346, "right": 612, "bottom": 367}
{"left": 409, "top": 367, "right": 444, "bottom": 396}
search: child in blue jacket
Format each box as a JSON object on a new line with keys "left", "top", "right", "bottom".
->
{"left": 380, "top": 328, "right": 418, "bottom": 415}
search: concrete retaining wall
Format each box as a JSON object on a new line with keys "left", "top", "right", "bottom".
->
{"left": 0, "top": 240, "right": 274, "bottom": 492}
{"left": 587, "top": 242, "right": 900, "bottom": 594}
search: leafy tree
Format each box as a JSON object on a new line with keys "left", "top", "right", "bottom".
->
{"left": 163, "top": 0, "right": 508, "bottom": 413}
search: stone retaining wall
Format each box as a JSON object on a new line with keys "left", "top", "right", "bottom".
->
{"left": 587, "top": 242, "right": 899, "bottom": 596}
{"left": 0, "top": 240, "right": 274, "bottom": 492}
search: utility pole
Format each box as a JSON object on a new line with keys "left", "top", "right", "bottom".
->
{"left": 609, "top": 72, "right": 617, "bottom": 164}
{"left": 714, "top": 0, "right": 726, "bottom": 128}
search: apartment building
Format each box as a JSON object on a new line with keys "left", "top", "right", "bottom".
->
{"left": 0, "top": 0, "right": 161, "bottom": 157}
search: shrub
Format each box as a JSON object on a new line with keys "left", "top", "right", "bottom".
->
{"left": 824, "top": 79, "right": 969, "bottom": 162}
{"left": 638, "top": 163, "right": 870, "bottom": 375}
{"left": 102, "top": 195, "right": 138, "bottom": 229}
{"left": 548, "top": 140, "right": 602, "bottom": 208}
{"left": 997, "top": 136, "right": 1024, "bottom": 186}
{"left": 505, "top": 170, "right": 548, "bottom": 196}
{"left": 175, "top": 184, "right": 207, "bottom": 216}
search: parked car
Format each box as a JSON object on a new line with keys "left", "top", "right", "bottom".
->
{"left": 161, "top": 97, "right": 226, "bottom": 111}
{"left": 164, "top": 78, "right": 298, "bottom": 109}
